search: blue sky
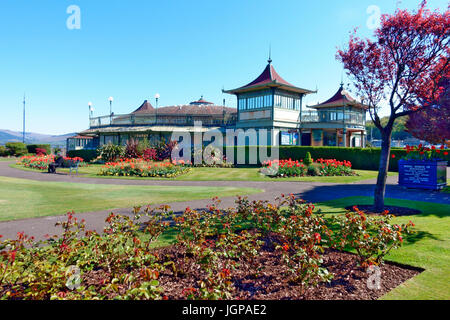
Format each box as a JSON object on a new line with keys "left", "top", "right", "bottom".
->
{"left": 0, "top": 0, "right": 447, "bottom": 134}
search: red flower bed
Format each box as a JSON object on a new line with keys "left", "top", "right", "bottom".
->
{"left": 261, "top": 158, "right": 354, "bottom": 177}
{"left": 17, "top": 155, "right": 87, "bottom": 170}
{"left": 99, "top": 158, "right": 190, "bottom": 178}
{"left": 401, "top": 144, "right": 448, "bottom": 161}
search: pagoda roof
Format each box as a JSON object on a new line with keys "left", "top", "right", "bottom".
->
{"left": 308, "top": 84, "right": 368, "bottom": 110}
{"left": 130, "top": 100, "right": 236, "bottom": 116}
{"left": 189, "top": 96, "right": 214, "bottom": 105}
{"left": 132, "top": 100, "right": 155, "bottom": 114}
{"left": 223, "top": 61, "right": 315, "bottom": 95}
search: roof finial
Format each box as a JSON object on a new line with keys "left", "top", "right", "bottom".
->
{"left": 268, "top": 45, "right": 272, "bottom": 64}
{"left": 340, "top": 70, "right": 344, "bottom": 88}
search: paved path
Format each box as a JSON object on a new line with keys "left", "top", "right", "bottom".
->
{"left": 0, "top": 160, "right": 448, "bottom": 240}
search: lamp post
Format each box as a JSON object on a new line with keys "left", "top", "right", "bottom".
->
{"left": 155, "top": 93, "right": 160, "bottom": 125}
{"left": 88, "top": 100, "right": 93, "bottom": 119}
{"left": 108, "top": 97, "right": 114, "bottom": 124}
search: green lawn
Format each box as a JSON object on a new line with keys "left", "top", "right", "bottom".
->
{"left": 11, "top": 163, "right": 396, "bottom": 183}
{"left": 317, "top": 196, "right": 450, "bottom": 300}
{"left": 0, "top": 176, "right": 262, "bottom": 222}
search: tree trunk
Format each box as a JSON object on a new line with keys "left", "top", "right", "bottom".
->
{"left": 374, "top": 126, "right": 393, "bottom": 212}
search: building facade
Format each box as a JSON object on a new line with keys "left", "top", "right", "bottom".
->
{"left": 71, "top": 59, "right": 367, "bottom": 151}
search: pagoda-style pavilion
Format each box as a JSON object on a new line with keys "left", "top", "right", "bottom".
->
{"left": 70, "top": 57, "right": 370, "bottom": 151}
{"left": 302, "top": 84, "right": 368, "bottom": 147}
{"left": 224, "top": 58, "right": 315, "bottom": 146}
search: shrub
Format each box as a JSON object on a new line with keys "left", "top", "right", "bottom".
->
{"left": 35, "top": 148, "right": 47, "bottom": 156}
{"left": 137, "top": 138, "right": 150, "bottom": 156}
{"left": 307, "top": 165, "right": 318, "bottom": 176}
{"left": 331, "top": 206, "right": 415, "bottom": 267}
{"left": 5, "top": 142, "right": 27, "bottom": 156}
{"left": 304, "top": 152, "right": 313, "bottom": 166}
{"left": 125, "top": 138, "right": 141, "bottom": 159}
{"left": 26, "top": 144, "right": 51, "bottom": 155}
{"left": 156, "top": 141, "right": 177, "bottom": 161}
{"left": 67, "top": 149, "right": 98, "bottom": 162}
{"left": 97, "top": 143, "right": 125, "bottom": 162}
{"left": 0, "top": 146, "right": 7, "bottom": 157}
{"left": 143, "top": 148, "right": 158, "bottom": 161}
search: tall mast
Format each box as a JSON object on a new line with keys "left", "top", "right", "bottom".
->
{"left": 22, "top": 94, "right": 26, "bottom": 144}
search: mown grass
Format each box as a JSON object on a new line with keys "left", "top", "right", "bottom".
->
{"left": 0, "top": 176, "right": 262, "bottom": 222}
{"left": 316, "top": 196, "right": 450, "bottom": 300}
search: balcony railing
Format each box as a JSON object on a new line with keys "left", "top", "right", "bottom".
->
{"left": 89, "top": 110, "right": 365, "bottom": 129}
{"left": 89, "top": 113, "right": 238, "bottom": 129}
{"left": 301, "top": 110, "right": 365, "bottom": 126}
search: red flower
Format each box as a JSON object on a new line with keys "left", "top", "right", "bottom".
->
{"left": 391, "top": 154, "right": 396, "bottom": 159}
{"left": 9, "top": 250, "right": 17, "bottom": 263}
{"left": 314, "top": 233, "right": 321, "bottom": 244}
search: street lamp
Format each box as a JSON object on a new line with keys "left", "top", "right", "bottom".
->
{"left": 155, "top": 93, "right": 160, "bottom": 124}
{"left": 88, "top": 102, "right": 93, "bottom": 127}
{"left": 108, "top": 97, "right": 114, "bottom": 124}
{"left": 88, "top": 102, "right": 93, "bottom": 118}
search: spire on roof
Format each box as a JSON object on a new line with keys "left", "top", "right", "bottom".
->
{"left": 268, "top": 45, "right": 272, "bottom": 64}
{"left": 223, "top": 59, "right": 315, "bottom": 95}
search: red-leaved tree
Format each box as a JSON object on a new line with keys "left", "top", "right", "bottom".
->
{"left": 337, "top": 1, "right": 449, "bottom": 211}
{"left": 406, "top": 77, "right": 450, "bottom": 144}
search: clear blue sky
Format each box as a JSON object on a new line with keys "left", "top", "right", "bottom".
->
{"left": 0, "top": 0, "right": 447, "bottom": 134}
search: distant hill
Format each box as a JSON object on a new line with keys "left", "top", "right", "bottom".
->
{"left": 366, "top": 116, "right": 412, "bottom": 141}
{"left": 0, "top": 129, "right": 75, "bottom": 147}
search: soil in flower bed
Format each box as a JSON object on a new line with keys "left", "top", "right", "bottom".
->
{"left": 345, "top": 205, "right": 422, "bottom": 216}
{"left": 151, "top": 246, "right": 420, "bottom": 300}
{"left": 0, "top": 237, "right": 421, "bottom": 300}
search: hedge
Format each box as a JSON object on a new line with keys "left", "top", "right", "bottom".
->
{"left": 0, "top": 145, "right": 7, "bottom": 157}
{"left": 67, "top": 149, "right": 98, "bottom": 162}
{"left": 26, "top": 144, "right": 51, "bottom": 155}
{"left": 5, "top": 142, "right": 28, "bottom": 156}
{"left": 224, "top": 146, "right": 449, "bottom": 172}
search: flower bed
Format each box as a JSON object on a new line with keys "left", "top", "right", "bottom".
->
{"left": 401, "top": 144, "right": 448, "bottom": 161}
{"left": 98, "top": 158, "right": 191, "bottom": 178}
{"left": 17, "top": 155, "right": 87, "bottom": 171}
{"left": 0, "top": 196, "right": 415, "bottom": 300}
{"left": 261, "top": 158, "right": 355, "bottom": 177}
